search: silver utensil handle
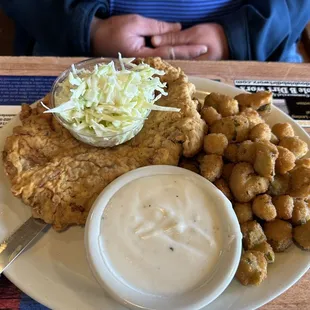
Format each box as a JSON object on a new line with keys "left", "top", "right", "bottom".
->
{"left": 0, "top": 217, "right": 48, "bottom": 274}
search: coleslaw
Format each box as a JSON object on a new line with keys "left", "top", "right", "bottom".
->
{"left": 44, "top": 55, "right": 180, "bottom": 144}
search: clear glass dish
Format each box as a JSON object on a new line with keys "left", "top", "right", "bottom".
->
{"left": 50, "top": 58, "right": 148, "bottom": 148}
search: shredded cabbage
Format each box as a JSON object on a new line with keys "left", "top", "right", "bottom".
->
{"left": 44, "top": 54, "right": 180, "bottom": 137}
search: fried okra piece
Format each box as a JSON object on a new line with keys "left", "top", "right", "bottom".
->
{"left": 252, "top": 194, "right": 277, "bottom": 221}
{"left": 224, "top": 144, "right": 238, "bottom": 162}
{"left": 295, "top": 158, "right": 310, "bottom": 168}
{"left": 289, "top": 166, "right": 310, "bottom": 198}
{"left": 275, "top": 146, "right": 295, "bottom": 175}
{"left": 237, "top": 140, "right": 256, "bottom": 164}
{"left": 235, "top": 91, "right": 272, "bottom": 117}
{"left": 200, "top": 154, "right": 223, "bottom": 182}
{"left": 179, "top": 157, "right": 199, "bottom": 174}
{"left": 264, "top": 219, "right": 293, "bottom": 252}
{"left": 293, "top": 221, "right": 310, "bottom": 250}
{"left": 249, "top": 123, "right": 271, "bottom": 142}
{"left": 201, "top": 106, "right": 222, "bottom": 126}
{"left": 270, "top": 133, "right": 279, "bottom": 145}
{"left": 214, "top": 178, "right": 233, "bottom": 201}
{"left": 272, "top": 122, "right": 295, "bottom": 140}
{"left": 236, "top": 250, "right": 267, "bottom": 286}
{"left": 292, "top": 199, "right": 310, "bottom": 226}
{"left": 234, "top": 202, "right": 253, "bottom": 224}
{"left": 252, "top": 241, "right": 275, "bottom": 263}
{"left": 203, "top": 133, "right": 228, "bottom": 156}
{"left": 272, "top": 195, "right": 294, "bottom": 220}
{"left": 240, "top": 108, "right": 264, "bottom": 129}
{"left": 241, "top": 220, "right": 267, "bottom": 249}
{"left": 210, "top": 115, "right": 249, "bottom": 143}
{"left": 204, "top": 92, "right": 239, "bottom": 117}
{"left": 268, "top": 174, "right": 290, "bottom": 196}
{"left": 230, "top": 163, "right": 269, "bottom": 203}
{"left": 279, "top": 136, "right": 308, "bottom": 159}
{"left": 254, "top": 141, "right": 279, "bottom": 180}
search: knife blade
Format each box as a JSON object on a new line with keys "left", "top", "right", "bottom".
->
{"left": 0, "top": 217, "right": 49, "bottom": 274}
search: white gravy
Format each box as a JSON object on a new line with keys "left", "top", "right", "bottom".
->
{"left": 100, "top": 174, "right": 223, "bottom": 296}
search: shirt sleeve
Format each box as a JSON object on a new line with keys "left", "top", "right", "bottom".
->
{"left": 0, "top": 0, "right": 109, "bottom": 56}
{"left": 217, "top": 0, "right": 310, "bottom": 61}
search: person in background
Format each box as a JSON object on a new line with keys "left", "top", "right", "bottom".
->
{"left": 1, "top": 0, "right": 309, "bottom": 62}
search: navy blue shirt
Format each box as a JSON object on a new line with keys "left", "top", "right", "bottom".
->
{"left": 110, "top": 0, "right": 242, "bottom": 26}
{"left": 1, "top": 0, "right": 310, "bottom": 61}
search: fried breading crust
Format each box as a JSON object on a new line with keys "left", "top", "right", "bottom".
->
{"left": 3, "top": 58, "right": 206, "bottom": 230}
{"left": 236, "top": 250, "right": 268, "bottom": 286}
{"left": 293, "top": 221, "right": 310, "bottom": 250}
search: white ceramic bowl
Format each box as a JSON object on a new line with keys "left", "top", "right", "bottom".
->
{"left": 85, "top": 165, "right": 242, "bottom": 310}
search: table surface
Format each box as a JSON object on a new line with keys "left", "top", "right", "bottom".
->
{"left": 0, "top": 57, "right": 309, "bottom": 310}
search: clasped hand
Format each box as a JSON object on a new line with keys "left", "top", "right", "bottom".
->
{"left": 91, "top": 14, "right": 229, "bottom": 60}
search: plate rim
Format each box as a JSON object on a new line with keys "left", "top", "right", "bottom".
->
{"left": 1, "top": 77, "right": 310, "bottom": 310}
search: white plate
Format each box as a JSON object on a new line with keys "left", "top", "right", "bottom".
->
{"left": 0, "top": 78, "right": 309, "bottom": 310}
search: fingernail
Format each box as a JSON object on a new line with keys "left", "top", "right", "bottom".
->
{"left": 200, "top": 46, "right": 208, "bottom": 54}
{"left": 176, "top": 22, "right": 182, "bottom": 30}
{"left": 152, "top": 36, "right": 161, "bottom": 46}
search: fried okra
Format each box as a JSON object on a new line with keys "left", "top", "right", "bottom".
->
{"left": 270, "top": 133, "right": 279, "bottom": 145}
{"left": 240, "top": 108, "right": 264, "bottom": 129}
{"left": 295, "top": 158, "right": 310, "bottom": 168}
{"left": 203, "top": 133, "right": 228, "bottom": 156}
{"left": 268, "top": 174, "right": 290, "bottom": 196}
{"left": 224, "top": 144, "right": 238, "bottom": 162}
{"left": 293, "top": 221, "right": 310, "bottom": 250}
{"left": 230, "top": 163, "right": 269, "bottom": 203}
{"left": 241, "top": 220, "right": 267, "bottom": 249}
{"left": 289, "top": 165, "right": 310, "bottom": 198}
{"left": 201, "top": 106, "right": 222, "bottom": 126}
{"left": 254, "top": 141, "right": 279, "bottom": 180}
{"left": 210, "top": 115, "right": 249, "bottom": 143}
{"left": 272, "top": 195, "right": 294, "bottom": 220}
{"left": 249, "top": 123, "right": 271, "bottom": 142}
{"left": 235, "top": 91, "right": 272, "bottom": 117}
{"left": 234, "top": 202, "right": 253, "bottom": 224}
{"left": 252, "top": 241, "right": 275, "bottom": 263}
{"left": 275, "top": 146, "right": 295, "bottom": 175}
{"left": 199, "top": 154, "right": 223, "bottom": 182}
{"left": 204, "top": 92, "right": 239, "bottom": 117}
{"left": 292, "top": 199, "right": 310, "bottom": 226}
{"left": 279, "top": 136, "right": 308, "bottom": 159}
{"left": 236, "top": 250, "right": 267, "bottom": 286}
{"left": 252, "top": 194, "right": 277, "bottom": 221}
{"left": 222, "top": 163, "right": 235, "bottom": 182}
{"left": 214, "top": 178, "right": 233, "bottom": 201}
{"left": 272, "top": 123, "right": 295, "bottom": 140}
{"left": 237, "top": 140, "right": 256, "bottom": 164}
{"left": 264, "top": 219, "right": 293, "bottom": 252}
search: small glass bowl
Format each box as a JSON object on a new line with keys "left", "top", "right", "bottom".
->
{"left": 50, "top": 58, "right": 148, "bottom": 148}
